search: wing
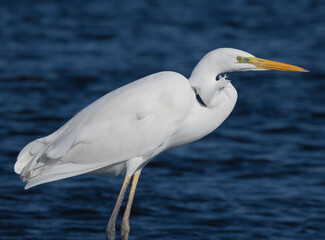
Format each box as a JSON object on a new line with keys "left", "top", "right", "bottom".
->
{"left": 15, "top": 71, "right": 194, "bottom": 188}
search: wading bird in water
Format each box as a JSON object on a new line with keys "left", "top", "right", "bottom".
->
{"left": 15, "top": 48, "right": 308, "bottom": 240}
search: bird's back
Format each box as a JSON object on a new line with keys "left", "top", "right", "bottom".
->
{"left": 15, "top": 71, "right": 194, "bottom": 189}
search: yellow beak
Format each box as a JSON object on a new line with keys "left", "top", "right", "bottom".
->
{"left": 250, "top": 57, "right": 309, "bottom": 72}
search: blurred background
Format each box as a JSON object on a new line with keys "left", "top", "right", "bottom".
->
{"left": 1, "top": 0, "right": 324, "bottom": 239}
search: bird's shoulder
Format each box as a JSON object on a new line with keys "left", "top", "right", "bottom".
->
{"left": 78, "top": 71, "right": 192, "bottom": 119}
{"left": 115, "top": 71, "right": 191, "bottom": 97}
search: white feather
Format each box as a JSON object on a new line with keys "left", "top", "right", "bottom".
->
{"left": 16, "top": 48, "right": 261, "bottom": 189}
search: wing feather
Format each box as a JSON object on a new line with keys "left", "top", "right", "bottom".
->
{"left": 16, "top": 71, "right": 194, "bottom": 187}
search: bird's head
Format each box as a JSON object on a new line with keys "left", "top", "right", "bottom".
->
{"left": 208, "top": 48, "right": 308, "bottom": 73}
{"left": 189, "top": 48, "right": 308, "bottom": 107}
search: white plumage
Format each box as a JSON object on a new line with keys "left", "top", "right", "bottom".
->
{"left": 14, "top": 48, "right": 307, "bottom": 240}
{"left": 15, "top": 70, "right": 236, "bottom": 189}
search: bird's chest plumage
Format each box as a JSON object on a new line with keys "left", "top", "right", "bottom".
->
{"left": 167, "top": 83, "right": 237, "bottom": 149}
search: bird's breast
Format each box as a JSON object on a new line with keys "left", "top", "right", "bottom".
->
{"left": 167, "top": 83, "right": 237, "bottom": 149}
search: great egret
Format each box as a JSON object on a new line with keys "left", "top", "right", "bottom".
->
{"left": 15, "top": 48, "right": 307, "bottom": 240}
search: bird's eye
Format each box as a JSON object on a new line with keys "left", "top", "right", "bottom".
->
{"left": 237, "top": 56, "right": 243, "bottom": 62}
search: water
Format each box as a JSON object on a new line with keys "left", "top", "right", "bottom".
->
{"left": 1, "top": 0, "right": 325, "bottom": 239}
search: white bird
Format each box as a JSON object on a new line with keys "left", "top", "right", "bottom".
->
{"left": 14, "top": 48, "right": 307, "bottom": 240}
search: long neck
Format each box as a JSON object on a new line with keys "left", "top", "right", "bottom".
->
{"left": 177, "top": 52, "right": 237, "bottom": 144}
{"left": 189, "top": 53, "right": 224, "bottom": 107}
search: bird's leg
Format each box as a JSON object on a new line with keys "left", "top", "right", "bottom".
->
{"left": 121, "top": 170, "right": 141, "bottom": 240}
{"left": 106, "top": 175, "right": 131, "bottom": 240}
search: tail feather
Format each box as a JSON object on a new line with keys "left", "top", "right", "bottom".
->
{"left": 15, "top": 137, "right": 115, "bottom": 189}
{"left": 15, "top": 139, "right": 48, "bottom": 174}
{"left": 24, "top": 162, "right": 109, "bottom": 189}
{"left": 15, "top": 127, "right": 90, "bottom": 187}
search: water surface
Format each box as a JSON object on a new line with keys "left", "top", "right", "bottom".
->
{"left": 1, "top": 0, "right": 325, "bottom": 239}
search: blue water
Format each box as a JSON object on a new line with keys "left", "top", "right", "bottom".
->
{"left": 1, "top": 0, "right": 325, "bottom": 239}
